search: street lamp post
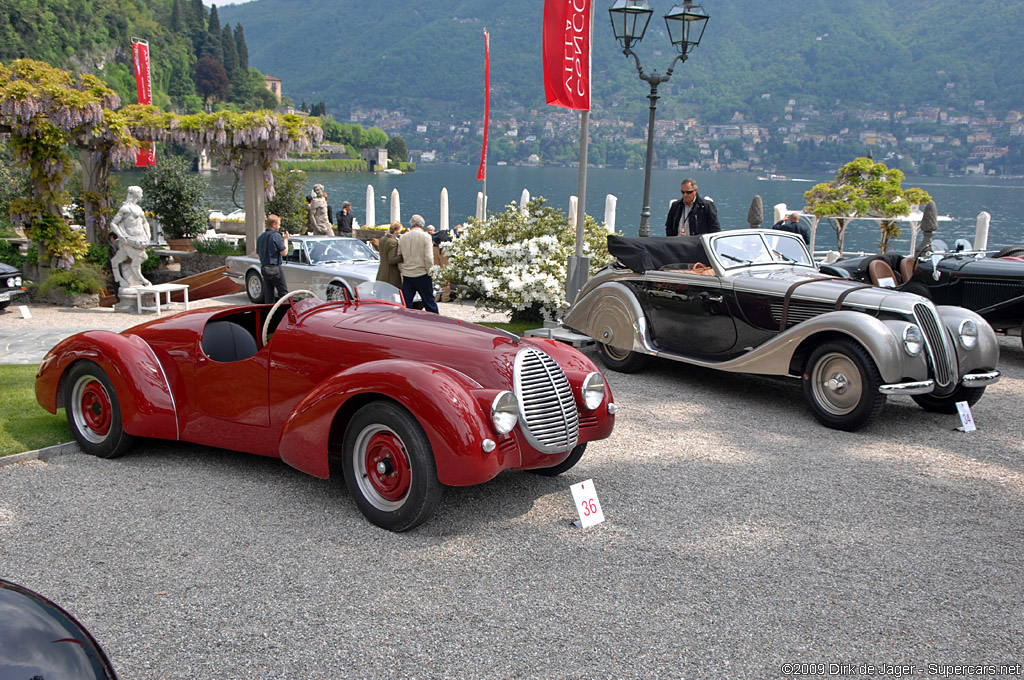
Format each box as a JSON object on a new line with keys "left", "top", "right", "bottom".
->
{"left": 609, "top": 0, "right": 708, "bottom": 237}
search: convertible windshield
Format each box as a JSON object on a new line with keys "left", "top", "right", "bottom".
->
{"left": 304, "top": 238, "right": 380, "bottom": 265}
{"left": 712, "top": 233, "right": 813, "bottom": 269}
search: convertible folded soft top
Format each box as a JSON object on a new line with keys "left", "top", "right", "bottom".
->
{"left": 607, "top": 235, "right": 711, "bottom": 274}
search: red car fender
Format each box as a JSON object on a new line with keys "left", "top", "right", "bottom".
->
{"left": 35, "top": 331, "right": 179, "bottom": 440}
{"left": 277, "top": 360, "right": 502, "bottom": 484}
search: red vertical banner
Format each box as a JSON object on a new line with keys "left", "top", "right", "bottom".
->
{"left": 543, "top": 0, "right": 593, "bottom": 111}
{"left": 131, "top": 38, "right": 156, "bottom": 167}
{"left": 476, "top": 30, "right": 490, "bottom": 182}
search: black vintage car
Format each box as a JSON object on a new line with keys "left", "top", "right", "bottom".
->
{"left": 830, "top": 247, "right": 1024, "bottom": 348}
{"left": 0, "top": 261, "right": 26, "bottom": 311}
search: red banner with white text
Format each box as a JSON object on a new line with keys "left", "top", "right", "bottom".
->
{"left": 543, "top": 0, "right": 592, "bottom": 111}
{"left": 477, "top": 30, "right": 490, "bottom": 182}
{"left": 131, "top": 38, "right": 156, "bottom": 167}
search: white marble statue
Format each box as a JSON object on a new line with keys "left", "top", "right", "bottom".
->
{"left": 308, "top": 183, "right": 332, "bottom": 235}
{"left": 109, "top": 186, "right": 152, "bottom": 293}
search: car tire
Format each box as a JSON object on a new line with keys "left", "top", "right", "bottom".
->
{"left": 326, "top": 281, "right": 349, "bottom": 302}
{"left": 528, "top": 443, "right": 586, "bottom": 477}
{"left": 64, "top": 361, "right": 135, "bottom": 458}
{"left": 245, "top": 271, "right": 264, "bottom": 304}
{"left": 342, "top": 400, "right": 443, "bottom": 532}
{"left": 994, "top": 246, "right": 1024, "bottom": 259}
{"left": 802, "top": 339, "right": 885, "bottom": 431}
{"left": 901, "top": 282, "right": 932, "bottom": 300}
{"left": 0, "top": 300, "right": 10, "bottom": 311}
{"left": 597, "top": 342, "right": 650, "bottom": 373}
{"left": 912, "top": 385, "right": 986, "bottom": 414}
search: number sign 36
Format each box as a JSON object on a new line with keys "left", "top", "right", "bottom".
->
{"left": 570, "top": 479, "right": 605, "bottom": 528}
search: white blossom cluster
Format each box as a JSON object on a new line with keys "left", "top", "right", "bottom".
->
{"left": 438, "top": 198, "right": 613, "bottom": 321}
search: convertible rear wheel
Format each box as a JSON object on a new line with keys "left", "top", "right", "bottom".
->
{"left": 64, "top": 361, "right": 135, "bottom": 458}
{"left": 528, "top": 443, "right": 586, "bottom": 477}
{"left": 326, "top": 281, "right": 349, "bottom": 302}
{"left": 342, "top": 401, "right": 442, "bottom": 532}
{"left": 912, "top": 385, "right": 986, "bottom": 414}
{"left": 802, "top": 339, "right": 885, "bottom": 431}
{"left": 597, "top": 342, "right": 649, "bottom": 373}
{"left": 245, "top": 271, "right": 264, "bottom": 303}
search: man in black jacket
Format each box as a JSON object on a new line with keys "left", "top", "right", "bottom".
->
{"left": 665, "top": 178, "right": 720, "bottom": 237}
{"left": 336, "top": 201, "right": 354, "bottom": 237}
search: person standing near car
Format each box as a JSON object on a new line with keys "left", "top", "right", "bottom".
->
{"left": 257, "top": 214, "right": 289, "bottom": 303}
{"left": 398, "top": 214, "right": 438, "bottom": 313}
{"left": 376, "top": 221, "right": 404, "bottom": 289}
{"left": 336, "top": 201, "right": 355, "bottom": 237}
{"left": 665, "top": 178, "right": 720, "bottom": 237}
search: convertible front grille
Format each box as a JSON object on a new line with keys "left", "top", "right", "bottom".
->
{"left": 514, "top": 347, "right": 579, "bottom": 454}
{"left": 963, "top": 280, "right": 1024, "bottom": 309}
{"left": 914, "top": 303, "right": 954, "bottom": 388}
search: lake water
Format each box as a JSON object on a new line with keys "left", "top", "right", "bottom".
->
{"left": 193, "top": 164, "right": 1024, "bottom": 254}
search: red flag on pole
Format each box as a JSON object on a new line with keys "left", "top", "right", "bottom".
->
{"left": 131, "top": 38, "right": 156, "bottom": 167}
{"left": 476, "top": 30, "right": 490, "bottom": 182}
{"left": 543, "top": 0, "right": 593, "bottom": 111}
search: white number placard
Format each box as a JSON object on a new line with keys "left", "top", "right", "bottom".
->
{"left": 956, "top": 400, "right": 976, "bottom": 432}
{"left": 19, "top": 305, "right": 31, "bottom": 319}
{"left": 570, "top": 478, "right": 605, "bottom": 528}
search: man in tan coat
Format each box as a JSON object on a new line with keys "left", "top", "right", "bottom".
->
{"left": 376, "top": 222, "right": 403, "bottom": 288}
{"left": 398, "top": 214, "right": 438, "bottom": 313}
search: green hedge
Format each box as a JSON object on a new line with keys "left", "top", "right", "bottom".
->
{"left": 278, "top": 159, "right": 368, "bottom": 172}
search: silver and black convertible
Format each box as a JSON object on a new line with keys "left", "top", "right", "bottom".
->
{"left": 563, "top": 230, "right": 1001, "bottom": 431}
{"left": 227, "top": 235, "right": 380, "bottom": 303}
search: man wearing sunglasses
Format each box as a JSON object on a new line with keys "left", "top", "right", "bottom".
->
{"left": 665, "top": 178, "right": 720, "bottom": 237}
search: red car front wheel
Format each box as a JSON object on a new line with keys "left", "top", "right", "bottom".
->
{"left": 342, "top": 401, "right": 442, "bottom": 532}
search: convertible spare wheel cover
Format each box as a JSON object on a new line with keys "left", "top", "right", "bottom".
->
{"left": 592, "top": 294, "right": 635, "bottom": 350}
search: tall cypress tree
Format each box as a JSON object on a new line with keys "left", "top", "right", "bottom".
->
{"left": 205, "top": 4, "right": 223, "bottom": 62}
{"left": 171, "top": 0, "right": 185, "bottom": 33}
{"left": 221, "top": 23, "right": 238, "bottom": 80}
{"left": 234, "top": 23, "right": 248, "bottom": 73}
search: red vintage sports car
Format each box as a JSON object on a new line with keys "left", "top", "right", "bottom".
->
{"left": 35, "top": 284, "right": 617, "bottom": 531}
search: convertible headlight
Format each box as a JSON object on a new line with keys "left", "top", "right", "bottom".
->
{"left": 902, "top": 325, "right": 923, "bottom": 356}
{"left": 958, "top": 319, "right": 978, "bottom": 350}
{"left": 13, "top": 276, "right": 21, "bottom": 287}
{"left": 490, "top": 391, "right": 518, "bottom": 435}
{"left": 581, "top": 372, "right": 606, "bottom": 411}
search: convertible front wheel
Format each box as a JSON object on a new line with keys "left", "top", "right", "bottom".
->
{"left": 342, "top": 401, "right": 442, "bottom": 532}
{"left": 802, "top": 339, "right": 885, "bottom": 431}
{"left": 597, "top": 342, "right": 649, "bottom": 373}
{"left": 912, "top": 385, "right": 986, "bottom": 414}
{"left": 245, "top": 271, "right": 264, "bottom": 303}
{"left": 64, "top": 361, "right": 135, "bottom": 458}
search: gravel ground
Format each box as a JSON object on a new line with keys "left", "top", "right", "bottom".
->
{"left": 1, "top": 298, "right": 1023, "bottom": 679}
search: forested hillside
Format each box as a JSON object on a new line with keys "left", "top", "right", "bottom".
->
{"left": 0, "top": 0, "right": 277, "bottom": 113}
{"left": 222, "top": 0, "right": 1024, "bottom": 123}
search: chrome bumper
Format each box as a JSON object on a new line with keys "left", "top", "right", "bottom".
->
{"left": 962, "top": 371, "right": 1000, "bottom": 387}
{"left": 879, "top": 380, "right": 934, "bottom": 395}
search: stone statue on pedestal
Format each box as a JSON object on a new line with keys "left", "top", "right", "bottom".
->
{"left": 308, "top": 183, "right": 333, "bottom": 235}
{"left": 109, "top": 186, "right": 152, "bottom": 293}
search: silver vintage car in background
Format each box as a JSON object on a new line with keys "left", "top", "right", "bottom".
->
{"left": 563, "top": 230, "right": 1001, "bottom": 431}
{"left": 227, "top": 235, "right": 380, "bottom": 303}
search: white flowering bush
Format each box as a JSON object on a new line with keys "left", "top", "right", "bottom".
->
{"left": 438, "top": 198, "right": 613, "bottom": 322}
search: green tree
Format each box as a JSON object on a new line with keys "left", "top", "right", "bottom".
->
{"left": 386, "top": 135, "right": 408, "bottom": 162}
{"left": 234, "top": 23, "right": 249, "bottom": 73}
{"left": 362, "top": 127, "right": 388, "bottom": 149}
{"left": 139, "top": 154, "right": 208, "bottom": 240}
{"left": 266, "top": 169, "right": 307, "bottom": 234}
{"left": 804, "top": 157, "right": 932, "bottom": 254}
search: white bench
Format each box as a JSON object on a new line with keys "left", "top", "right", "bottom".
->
{"left": 134, "top": 283, "right": 190, "bottom": 315}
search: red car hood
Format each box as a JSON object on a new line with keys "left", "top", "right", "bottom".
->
{"left": 333, "top": 303, "right": 522, "bottom": 352}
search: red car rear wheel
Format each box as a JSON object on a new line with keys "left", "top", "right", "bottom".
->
{"left": 64, "top": 361, "right": 135, "bottom": 458}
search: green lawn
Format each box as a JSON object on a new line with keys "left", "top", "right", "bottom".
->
{"left": 0, "top": 365, "right": 71, "bottom": 457}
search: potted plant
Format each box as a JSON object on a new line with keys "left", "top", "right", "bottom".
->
{"left": 140, "top": 155, "right": 209, "bottom": 251}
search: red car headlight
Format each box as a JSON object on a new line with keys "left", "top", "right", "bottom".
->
{"left": 581, "top": 372, "right": 606, "bottom": 411}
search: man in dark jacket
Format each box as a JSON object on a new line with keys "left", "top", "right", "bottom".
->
{"left": 665, "top": 178, "right": 721, "bottom": 237}
{"left": 336, "top": 201, "right": 354, "bottom": 237}
{"left": 772, "top": 212, "right": 811, "bottom": 244}
{"left": 256, "top": 214, "right": 289, "bottom": 303}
